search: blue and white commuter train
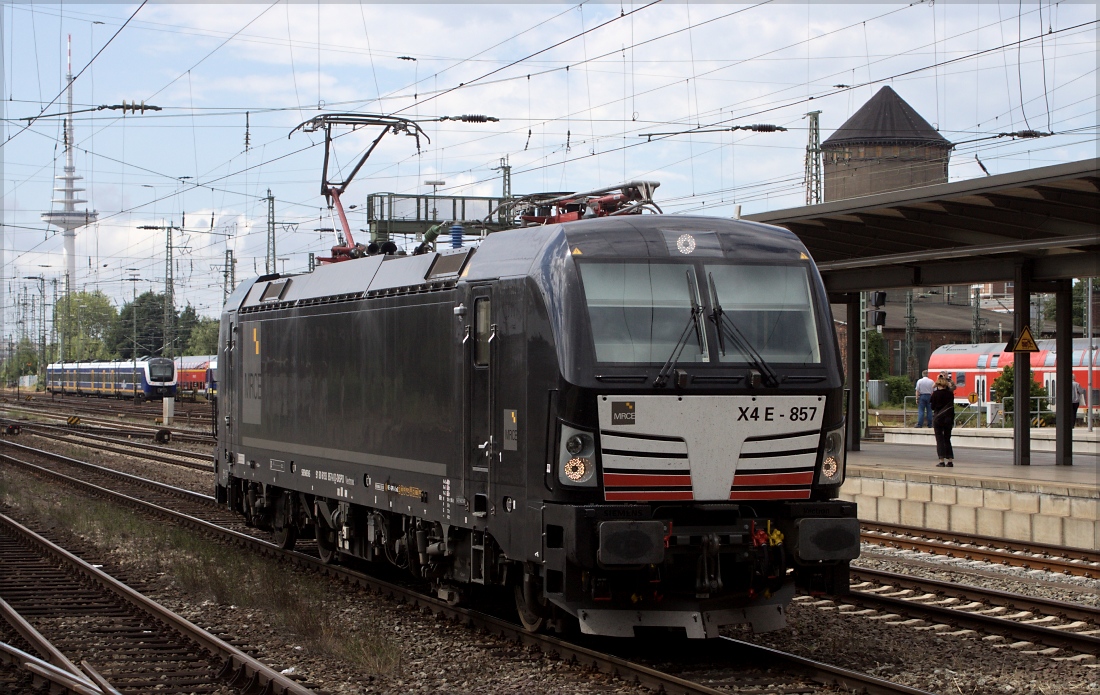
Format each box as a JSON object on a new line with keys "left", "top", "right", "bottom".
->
{"left": 46, "top": 358, "right": 177, "bottom": 401}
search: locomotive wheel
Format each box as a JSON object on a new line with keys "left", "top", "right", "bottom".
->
{"left": 513, "top": 585, "right": 547, "bottom": 633}
{"left": 315, "top": 520, "right": 338, "bottom": 564}
{"left": 272, "top": 492, "right": 297, "bottom": 550}
{"left": 273, "top": 520, "right": 297, "bottom": 550}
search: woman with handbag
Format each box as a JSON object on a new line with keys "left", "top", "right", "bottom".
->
{"left": 931, "top": 375, "right": 955, "bottom": 467}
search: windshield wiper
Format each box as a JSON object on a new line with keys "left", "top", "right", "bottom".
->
{"left": 707, "top": 272, "right": 780, "bottom": 388}
{"left": 654, "top": 272, "right": 705, "bottom": 388}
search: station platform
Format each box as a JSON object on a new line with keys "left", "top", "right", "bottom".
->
{"left": 838, "top": 441, "right": 1099, "bottom": 550}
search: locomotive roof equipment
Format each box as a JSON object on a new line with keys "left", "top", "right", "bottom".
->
{"left": 290, "top": 114, "right": 429, "bottom": 264}
{"left": 486, "top": 181, "right": 663, "bottom": 227}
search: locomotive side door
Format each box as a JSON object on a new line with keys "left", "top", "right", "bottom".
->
{"left": 222, "top": 317, "right": 238, "bottom": 448}
{"left": 466, "top": 286, "right": 495, "bottom": 518}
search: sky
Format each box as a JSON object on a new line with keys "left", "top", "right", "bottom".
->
{"left": 1, "top": 1, "right": 1096, "bottom": 336}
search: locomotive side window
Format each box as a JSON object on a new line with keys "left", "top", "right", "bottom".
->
{"left": 706, "top": 264, "right": 821, "bottom": 364}
{"left": 474, "top": 297, "right": 491, "bottom": 366}
{"left": 578, "top": 262, "right": 705, "bottom": 364}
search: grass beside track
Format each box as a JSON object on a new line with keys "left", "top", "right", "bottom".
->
{"left": 0, "top": 466, "right": 401, "bottom": 675}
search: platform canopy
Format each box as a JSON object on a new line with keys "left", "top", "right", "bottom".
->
{"left": 745, "top": 158, "right": 1100, "bottom": 293}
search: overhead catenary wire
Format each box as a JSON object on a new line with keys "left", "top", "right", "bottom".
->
{"left": 1, "top": 0, "right": 147, "bottom": 150}
{"left": 3, "top": 3, "right": 1094, "bottom": 319}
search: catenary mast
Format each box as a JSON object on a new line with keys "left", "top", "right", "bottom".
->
{"left": 41, "top": 35, "right": 97, "bottom": 308}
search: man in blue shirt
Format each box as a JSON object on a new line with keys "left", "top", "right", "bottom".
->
{"left": 915, "top": 370, "right": 935, "bottom": 427}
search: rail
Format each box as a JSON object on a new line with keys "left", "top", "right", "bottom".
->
{"left": 0, "top": 511, "right": 314, "bottom": 695}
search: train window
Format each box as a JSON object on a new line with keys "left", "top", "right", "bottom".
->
{"left": 578, "top": 262, "right": 706, "bottom": 364}
{"left": 149, "top": 361, "right": 174, "bottom": 381}
{"left": 955, "top": 372, "right": 966, "bottom": 386}
{"left": 474, "top": 297, "right": 491, "bottom": 366}
{"left": 990, "top": 354, "right": 999, "bottom": 369}
{"left": 706, "top": 263, "right": 820, "bottom": 364}
{"left": 977, "top": 354, "right": 988, "bottom": 368}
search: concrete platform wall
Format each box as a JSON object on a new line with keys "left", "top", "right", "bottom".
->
{"left": 839, "top": 469, "right": 1100, "bottom": 550}
{"left": 884, "top": 427, "right": 1100, "bottom": 453}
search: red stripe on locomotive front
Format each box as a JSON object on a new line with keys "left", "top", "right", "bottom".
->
{"left": 731, "top": 471, "right": 814, "bottom": 487}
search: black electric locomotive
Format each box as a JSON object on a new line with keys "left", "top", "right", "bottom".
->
{"left": 215, "top": 212, "right": 858, "bottom": 638}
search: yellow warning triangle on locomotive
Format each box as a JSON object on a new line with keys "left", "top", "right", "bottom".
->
{"left": 1006, "top": 325, "right": 1040, "bottom": 353}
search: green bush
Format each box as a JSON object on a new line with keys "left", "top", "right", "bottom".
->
{"left": 990, "top": 363, "right": 1048, "bottom": 403}
{"left": 884, "top": 375, "right": 914, "bottom": 405}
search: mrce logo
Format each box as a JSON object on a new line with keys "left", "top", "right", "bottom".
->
{"left": 611, "top": 401, "right": 636, "bottom": 425}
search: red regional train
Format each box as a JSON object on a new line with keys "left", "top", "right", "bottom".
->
{"left": 927, "top": 338, "right": 1100, "bottom": 407}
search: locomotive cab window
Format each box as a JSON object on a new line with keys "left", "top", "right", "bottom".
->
{"left": 578, "top": 262, "right": 706, "bottom": 364}
{"left": 706, "top": 263, "right": 821, "bottom": 364}
{"left": 474, "top": 297, "right": 491, "bottom": 366}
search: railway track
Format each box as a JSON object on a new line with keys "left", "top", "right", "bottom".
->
{"left": 0, "top": 438, "right": 930, "bottom": 695}
{"left": 861, "top": 520, "right": 1100, "bottom": 578}
{"left": 3, "top": 395, "right": 214, "bottom": 425}
{"left": 807, "top": 566, "right": 1100, "bottom": 659}
{"left": 0, "top": 403, "right": 214, "bottom": 444}
{"left": 3, "top": 420, "right": 213, "bottom": 472}
{"left": 11, "top": 391, "right": 213, "bottom": 412}
{"left": 0, "top": 511, "right": 312, "bottom": 695}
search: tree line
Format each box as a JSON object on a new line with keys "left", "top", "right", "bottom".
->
{"left": 3, "top": 290, "right": 219, "bottom": 381}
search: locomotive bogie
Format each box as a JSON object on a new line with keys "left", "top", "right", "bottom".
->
{"left": 216, "top": 216, "right": 858, "bottom": 638}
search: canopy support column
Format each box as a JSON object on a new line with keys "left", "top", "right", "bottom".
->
{"left": 1013, "top": 262, "right": 1031, "bottom": 466}
{"left": 1055, "top": 279, "right": 1073, "bottom": 465}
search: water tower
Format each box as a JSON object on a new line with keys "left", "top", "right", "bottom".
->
{"left": 821, "top": 86, "right": 953, "bottom": 202}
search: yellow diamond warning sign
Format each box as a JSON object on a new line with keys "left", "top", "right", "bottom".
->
{"left": 1005, "top": 325, "right": 1040, "bottom": 353}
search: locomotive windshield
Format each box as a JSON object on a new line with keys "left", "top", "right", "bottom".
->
{"left": 706, "top": 263, "right": 820, "bottom": 364}
{"left": 579, "top": 262, "right": 707, "bottom": 364}
{"left": 578, "top": 260, "right": 821, "bottom": 365}
{"left": 148, "top": 361, "right": 174, "bottom": 381}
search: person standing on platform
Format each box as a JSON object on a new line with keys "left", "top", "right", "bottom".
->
{"left": 1071, "top": 380, "right": 1084, "bottom": 426}
{"left": 931, "top": 375, "right": 955, "bottom": 467}
{"left": 915, "top": 370, "right": 935, "bottom": 427}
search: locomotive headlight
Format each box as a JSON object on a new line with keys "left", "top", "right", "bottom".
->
{"left": 817, "top": 425, "right": 845, "bottom": 485}
{"left": 558, "top": 424, "right": 598, "bottom": 487}
{"left": 566, "top": 433, "right": 589, "bottom": 455}
{"left": 565, "top": 457, "right": 592, "bottom": 482}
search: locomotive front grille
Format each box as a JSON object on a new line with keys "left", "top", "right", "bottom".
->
{"left": 730, "top": 431, "right": 818, "bottom": 500}
{"left": 601, "top": 433, "right": 692, "bottom": 501}
{"left": 598, "top": 395, "right": 824, "bottom": 502}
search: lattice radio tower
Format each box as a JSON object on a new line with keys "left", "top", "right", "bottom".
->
{"left": 803, "top": 111, "right": 822, "bottom": 205}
